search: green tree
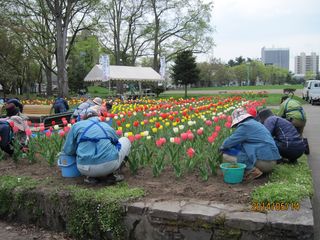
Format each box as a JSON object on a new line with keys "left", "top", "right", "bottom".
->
{"left": 68, "top": 33, "right": 101, "bottom": 93}
{"left": 171, "top": 50, "right": 199, "bottom": 98}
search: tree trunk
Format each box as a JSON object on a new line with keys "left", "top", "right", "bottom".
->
{"left": 56, "top": 16, "right": 69, "bottom": 97}
{"left": 184, "top": 84, "right": 187, "bottom": 98}
{"left": 45, "top": 67, "right": 52, "bottom": 96}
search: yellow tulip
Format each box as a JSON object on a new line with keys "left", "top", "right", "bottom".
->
{"left": 126, "top": 124, "right": 131, "bottom": 128}
{"left": 152, "top": 128, "right": 158, "bottom": 133}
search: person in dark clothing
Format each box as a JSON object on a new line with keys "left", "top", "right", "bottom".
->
{"left": 7, "top": 98, "right": 23, "bottom": 113}
{"left": 53, "top": 97, "right": 69, "bottom": 114}
{"left": 258, "top": 108, "right": 306, "bottom": 163}
{"left": 5, "top": 103, "right": 19, "bottom": 117}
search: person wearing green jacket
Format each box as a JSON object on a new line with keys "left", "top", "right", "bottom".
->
{"left": 278, "top": 96, "right": 306, "bottom": 135}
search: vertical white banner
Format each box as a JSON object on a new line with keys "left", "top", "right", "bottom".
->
{"left": 100, "top": 54, "right": 110, "bottom": 81}
{"left": 159, "top": 56, "right": 166, "bottom": 79}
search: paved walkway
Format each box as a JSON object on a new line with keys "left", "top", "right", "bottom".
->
{"left": 303, "top": 104, "right": 320, "bottom": 240}
{"left": 164, "top": 89, "right": 303, "bottom": 95}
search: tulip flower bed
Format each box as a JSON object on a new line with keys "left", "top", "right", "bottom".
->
{"left": 1, "top": 96, "right": 265, "bottom": 180}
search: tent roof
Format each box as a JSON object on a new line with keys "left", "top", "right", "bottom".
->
{"left": 84, "top": 65, "right": 163, "bottom": 82}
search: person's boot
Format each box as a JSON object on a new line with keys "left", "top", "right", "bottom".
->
{"left": 303, "top": 138, "right": 310, "bottom": 155}
{"left": 84, "top": 176, "right": 100, "bottom": 184}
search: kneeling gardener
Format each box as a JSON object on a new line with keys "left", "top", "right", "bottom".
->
{"left": 62, "top": 108, "right": 131, "bottom": 184}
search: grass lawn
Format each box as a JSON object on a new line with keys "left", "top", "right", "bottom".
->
{"left": 158, "top": 93, "right": 307, "bottom": 106}
{"left": 87, "top": 86, "right": 115, "bottom": 96}
{"left": 190, "top": 84, "right": 303, "bottom": 91}
{"left": 251, "top": 155, "right": 313, "bottom": 205}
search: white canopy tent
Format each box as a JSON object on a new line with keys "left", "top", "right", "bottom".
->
{"left": 84, "top": 65, "right": 164, "bottom": 95}
{"left": 84, "top": 65, "right": 163, "bottom": 82}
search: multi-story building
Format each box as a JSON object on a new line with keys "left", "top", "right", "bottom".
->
{"left": 261, "top": 47, "right": 290, "bottom": 70}
{"left": 295, "top": 52, "right": 319, "bottom": 75}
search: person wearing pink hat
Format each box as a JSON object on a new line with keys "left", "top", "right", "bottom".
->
{"left": 220, "top": 108, "right": 281, "bottom": 181}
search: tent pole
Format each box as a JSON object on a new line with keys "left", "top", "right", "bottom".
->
{"left": 139, "top": 82, "right": 142, "bottom": 96}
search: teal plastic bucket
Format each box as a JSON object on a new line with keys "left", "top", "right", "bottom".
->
{"left": 57, "top": 154, "right": 81, "bottom": 178}
{"left": 220, "top": 163, "right": 246, "bottom": 184}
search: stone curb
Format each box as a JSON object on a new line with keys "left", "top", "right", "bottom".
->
{"left": 125, "top": 198, "right": 314, "bottom": 240}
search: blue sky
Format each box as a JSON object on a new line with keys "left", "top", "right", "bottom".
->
{"left": 205, "top": 0, "right": 320, "bottom": 71}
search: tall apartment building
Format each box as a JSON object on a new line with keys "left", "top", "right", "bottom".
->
{"left": 295, "top": 52, "right": 319, "bottom": 75}
{"left": 261, "top": 47, "right": 290, "bottom": 70}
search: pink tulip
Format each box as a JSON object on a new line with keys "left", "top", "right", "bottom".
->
{"left": 181, "top": 133, "right": 188, "bottom": 141}
{"left": 225, "top": 122, "right": 232, "bottom": 128}
{"left": 63, "top": 126, "right": 70, "bottom": 133}
{"left": 205, "top": 120, "right": 212, "bottom": 126}
{"left": 135, "top": 134, "right": 142, "bottom": 140}
{"left": 208, "top": 136, "right": 215, "bottom": 143}
{"left": 59, "top": 131, "right": 65, "bottom": 137}
{"left": 45, "top": 131, "right": 51, "bottom": 138}
{"left": 212, "top": 131, "right": 218, "bottom": 138}
{"left": 116, "top": 130, "right": 123, "bottom": 136}
{"left": 187, "top": 133, "right": 194, "bottom": 140}
{"left": 13, "top": 126, "right": 19, "bottom": 133}
{"left": 173, "top": 137, "right": 181, "bottom": 144}
{"left": 213, "top": 117, "right": 219, "bottom": 123}
{"left": 70, "top": 119, "right": 76, "bottom": 124}
{"left": 186, "top": 147, "right": 195, "bottom": 158}
{"left": 227, "top": 116, "right": 232, "bottom": 122}
{"left": 197, "top": 128, "right": 203, "bottom": 135}
{"left": 25, "top": 129, "right": 32, "bottom": 136}
{"left": 215, "top": 126, "right": 221, "bottom": 132}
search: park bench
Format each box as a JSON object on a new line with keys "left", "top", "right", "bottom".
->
{"left": 23, "top": 105, "right": 53, "bottom": 122}
{"left": 218, "top": 91, "right": 228, "bottom": 94}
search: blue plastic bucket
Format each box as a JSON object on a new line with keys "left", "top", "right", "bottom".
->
{"left": 57, "top": 154, "right": 81, "bottom": 178}
{"left": 220, "top": 163, "right": 246, "bottom": 184}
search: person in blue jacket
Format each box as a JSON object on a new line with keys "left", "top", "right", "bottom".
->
{"left": 258, "top": 108, "right": 306, "bottom": 164}
{"left": 53, "top": 97, "right": 69, "bottom": 114}
{"left": 62, "top": 108, "right": 131, "bottom": 184}
{"left": 220, "top": 108, "right": 281, "bottom": 181}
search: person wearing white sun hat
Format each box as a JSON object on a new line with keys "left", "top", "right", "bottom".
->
{"left": 73, "top": 97, "right": 103, "bottom": 121}
{"left": 220, "top": 108, "right": 281, "bottom": 181}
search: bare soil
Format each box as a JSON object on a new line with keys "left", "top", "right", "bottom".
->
{"left": 0, "top": 220, "right": 73, "bottom": 240}
{"left": 0, "top": 156, "right": 267, "bottom": 204}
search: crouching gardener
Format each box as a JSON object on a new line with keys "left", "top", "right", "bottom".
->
{"left": 258, "top": 108, "right": 305, "bottom": 164}
{"left": 62, "top": 108, "right": 131, "bottom": 184}
{"left": 220, "top": 108, "right": 281, "bottom": 181}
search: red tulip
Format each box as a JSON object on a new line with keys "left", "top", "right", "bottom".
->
{"left": 213, "top": 117, "right": 219, "bottom": 123}
{"left": 186, "top": 148, "right": 195, "bottom": 158}
{"left": 51, "top": 120, "right": 56, "bottom": 126}
{"left": 227, "top": 116, "right": 232, "bottom": 122}
{"left": 155, "top": 122, "right": 161, "bottom": 128}
{"left": 116, "top": 120, "right": 121, "bottom": 126}
{"left": 247, "top": 107, "right": 257, "bottom": 117}
{"left": 225, "top": 122, "right": 232, "bottom": 128}
{"left": 128, "top": 135, "right": 135, "bottom": 143}
{"left": 133, "top": 121, "right": 139, "bottom": 127}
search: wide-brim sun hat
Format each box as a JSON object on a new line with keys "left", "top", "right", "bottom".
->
{"left": 231, "top": 108, "right": 252, "bottom": 127}
{"left": 93, "top": 97, "right": 102, "bottom": 106}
